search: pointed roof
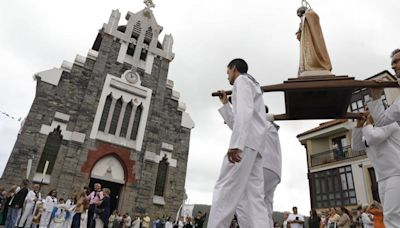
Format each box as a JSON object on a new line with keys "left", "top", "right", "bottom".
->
{"left": 297, "top": 119, "right": 348, "bottom": 138}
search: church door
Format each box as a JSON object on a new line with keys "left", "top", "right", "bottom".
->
{"left": 88, "top": 178, "right": 123, "bottom": 213}
{"left": 89, "top": 155, "right": 127, "bottom": 213}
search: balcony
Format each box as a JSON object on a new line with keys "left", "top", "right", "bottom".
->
{"left": 310, "top": 145, "right": 366, "bottom": 167}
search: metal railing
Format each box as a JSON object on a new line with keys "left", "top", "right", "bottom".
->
{"left": 310, "top": 145, "right": 366, "bottom": 167}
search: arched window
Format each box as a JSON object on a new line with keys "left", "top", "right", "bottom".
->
{"left": 117, "top": 25, "right": 126, "bottom": 33}
{"left": 132, "top": 21, "right": 141, "bottom": 39}
{"left": 140, "top": 49, "right": 148, "bottom": 61}
{"left": 130, "top": 104, "right": 143, "bottom": 140}
{"left": 126, "top": 43, "right": 136, "bottom": 56}
{"left": 120, "top": 101, "right": 133, "bottom": 137}
{"left": 36, "top": 126, "right": 63, "bottom": 174}
{"left": 109, "top": 97, "right": 123, "bottom": 135}
{"left": 92, "top": 33, "right": 103, "bottom": 51}
{"left": 154, "top": 155, "right": 169, "bottom": 196}
{"left": 98, "top": 94, "right": 112, "bottom": 132}
{"left": 144, "top": 27, "right": 153, "bottom": 45}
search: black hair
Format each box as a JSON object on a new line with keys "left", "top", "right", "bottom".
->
{"left": 297, "top": 6, "right": 307, "bottom": 17}
{"left": 48, "top": 189, "right": 57, "bottom": 196}
{"left": 22, "top": 179, "right": 30, "bottom": 186}
{"left": 310, "top": 208, "right": 318, "bottom": 218}
{"left": 227, "top": 58, "right": 248, "bottom": 74}
{"left": 340, "top": 206, "right": 352, "bottom": 219}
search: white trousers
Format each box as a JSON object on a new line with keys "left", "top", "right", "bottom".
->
{"left": 237, "top": 169, "right": 280, "bottom": 228}
{"left": 208, "top": 148, "right": 268, "bottom": 228}
{"left": 95, "top": 217, "right": 104, "bottom": 228}
{"left": 379, "top": 175, "right": 400, "bottom": 227}
{"left": 39, "top": 211, "right": 51, "bottom": 228}
{"left": 18, "top": 202, "right": 35, "bottom": 227}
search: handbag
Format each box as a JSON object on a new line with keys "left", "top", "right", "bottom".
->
{"left": 95, "top": 206, "right": 104, "bottom": 215}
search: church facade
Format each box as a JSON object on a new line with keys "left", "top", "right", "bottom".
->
{"left": 1, "top": 5, "right": 194, "bottom": 216}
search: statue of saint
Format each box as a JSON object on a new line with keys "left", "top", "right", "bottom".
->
{"left": 296, "top": 3, "right": 332, "bottom": 76}
{"left": 144, "top": 0, "right": 155, "bottom": 8}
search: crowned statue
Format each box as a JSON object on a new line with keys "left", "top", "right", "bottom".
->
{"left": 144, "top": 0, "right": 155, "bottom": 8}
{"left": 296, "top": 0, "right": 332, "bottom": 76}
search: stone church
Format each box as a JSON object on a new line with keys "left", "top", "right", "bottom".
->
{"left": 1, "top": 4, "right": 194, "bottom": 216}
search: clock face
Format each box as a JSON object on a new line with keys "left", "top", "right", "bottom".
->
{"left": 125, "top": 71, "right": 139, "bottom": 84}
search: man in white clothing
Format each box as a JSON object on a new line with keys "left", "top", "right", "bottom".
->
{"left": 123, "top": 213, "right": 132, "bottom": 228}
{"left": 287, "top": 207, "right": 304, "bottom": 228}
{"left": 362, "top": 49, "right": 400, "bottom": 227}
{"left": 352, "top": 111, "right": 400, "bottom": 227}
{"left": 131, "top": 215, "right": 141, "bottom": 228}
{"left": 218, "top": 94, "right": 282, "bottom": 228}
{"left": 177, "top": 216, "right": 184, "bottom": 228}
{"left": 367, "top": 48, "right": 400, "bottom": 126}
{"left": 208, "top": 58, "right": 269, "bottom": 228}
{"left": 18, "top": 184, "right": 41, "bottom": 228}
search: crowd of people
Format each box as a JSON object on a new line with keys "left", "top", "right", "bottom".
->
{"left": 314, "top": 202, "right": 382, "bottom": 228}
{"left": 114, "top": 211, "right": 206, "bottom": 228}
{"left": 276, "top": 202, "right": 384, "bottom": 228}
{"left": 0, "top": 180, "right": 111, "bottom": 228}
{"left": 0, "top": 180, "right": 207, "bottom": 228}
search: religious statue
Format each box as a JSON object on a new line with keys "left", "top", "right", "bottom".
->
{"left": 144, "top": 0, "right": 155, "bottom": 8}
{"left": 104, "top": 158, "right": 114, "bottom": 178}
{"left": 296, "top": 1, "right": 332, "bottom": 76}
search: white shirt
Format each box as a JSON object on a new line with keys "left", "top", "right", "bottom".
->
{"left": 124, "top": 215, "right": 131, "bottom": 226}
{"left": 219, "top": 104, "right": 282, "bottom": 178}
{"left": 352, "top": 123, "right": 400, "bottom": 181}
{"left": 132, "top": 218, "right": 141, "bottom": 228}
{"left": 287, "top": 213, "right": 304, "bottom": 228}
{"left": 361, "top": 212, "right": 373, "bottom": 228}
{"left": 228, "top": 74, "right": 268, "bottom": 152}
{"left": 165, "top": 221, "right": 173, "bottom": 228}
{"left": 282, "top": 220, "right": 288, "bottom": 228}
{"left": 25, "top": 190, "right": 41, "bottom": 204}
{"left": 44, "top": 196, "right": 57, "bottom": 212}
{"left": 367, "top": 97, "right": 400, "bottom": 126}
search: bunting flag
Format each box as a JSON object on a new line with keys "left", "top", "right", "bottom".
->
{"left": 0, "top": 110, "right": 22, "bottom": 122}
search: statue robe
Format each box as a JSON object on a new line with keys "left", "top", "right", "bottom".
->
{"left": 297, "top": 9, "right": 332, "bottom": 75}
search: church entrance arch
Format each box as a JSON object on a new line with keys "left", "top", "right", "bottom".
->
{"left": 89, "top": 155, "right": 126, "bottom": 213}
